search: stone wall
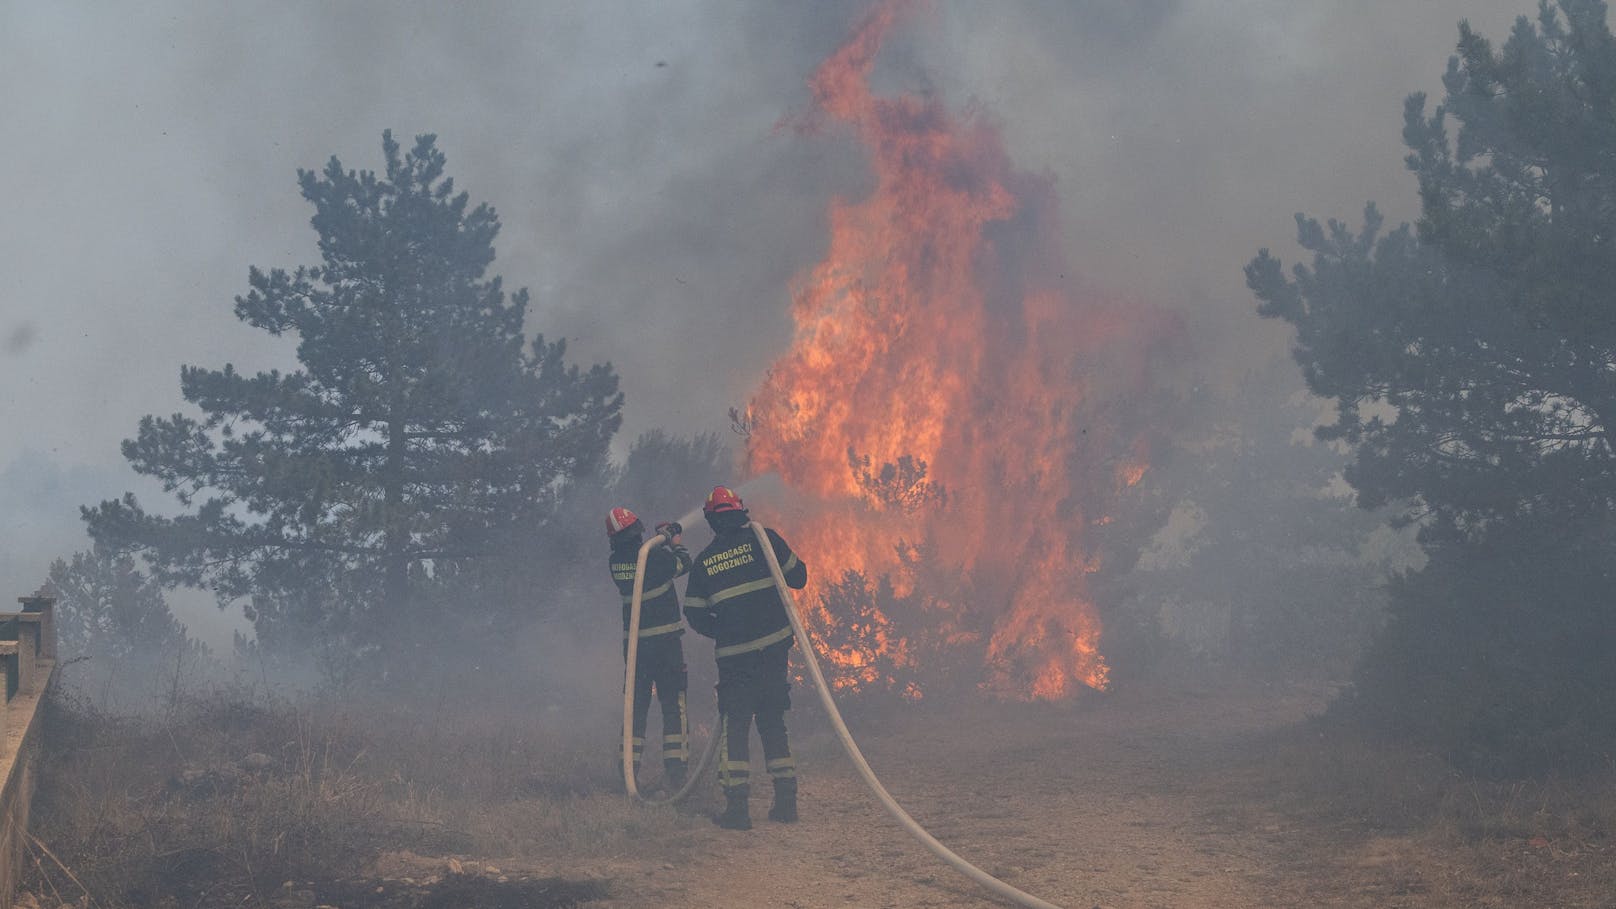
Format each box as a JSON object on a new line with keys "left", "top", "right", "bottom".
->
{"left": 0, "top": 595, "right": 57, "bottom": 909}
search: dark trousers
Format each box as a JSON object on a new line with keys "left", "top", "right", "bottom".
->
{"left": 624, "top": 634, "right": 688, "bottom": 772}
{"left": 715, "top": 641, "right": 795, "bottom": 792}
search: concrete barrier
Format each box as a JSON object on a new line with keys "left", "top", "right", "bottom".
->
{"left": 0, "top": 594, "right": 57, "bottom": 909}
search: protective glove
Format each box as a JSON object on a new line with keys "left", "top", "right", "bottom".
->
{"left": 655, "top": 521, "right": 683, "bottom": 546}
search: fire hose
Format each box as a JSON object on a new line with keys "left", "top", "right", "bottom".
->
{"left": 623, "top": 517, "right": 1066, "bottom": 909}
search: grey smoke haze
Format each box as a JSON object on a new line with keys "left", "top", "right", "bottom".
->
{"left": 1, "top": 1, "right": 1526, "bottom": 648}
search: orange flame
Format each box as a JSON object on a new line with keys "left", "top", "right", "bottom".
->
{"left": 744, "top": 2, "right": 1164, "bottom": 699}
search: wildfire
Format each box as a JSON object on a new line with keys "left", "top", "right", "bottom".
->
{"left": 743, "top": 2, "right": 1168, "bottom": 699}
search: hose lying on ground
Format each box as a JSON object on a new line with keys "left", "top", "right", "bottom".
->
{"left": 622, "top": 517, "right": 1067, "bottom": 908}
{"left": 622, "top": 528, "right": 720, "bottom": 804}
{"left": 746, "top": 520, "right": 1067, "bottom": 909}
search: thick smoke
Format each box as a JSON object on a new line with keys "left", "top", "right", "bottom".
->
{"left": 1, "top": 1, "right": 1527, "bottom": 656}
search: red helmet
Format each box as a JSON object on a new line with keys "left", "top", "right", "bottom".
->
{"left": 703, "top": 486, "right": 746, "bottom": 514}
{"left": 606, "top": 506, "right": 640, "bottom": 536}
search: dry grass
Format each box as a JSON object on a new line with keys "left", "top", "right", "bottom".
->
{"left": 34, "top": 672, "right": 1616, "bottom": 908}
{"left": 24, "top": 686, "right": 704, "bottom": 908}
{"left": 1242, "top": 721, "right": 1616, "bottom": 907}
{"left": 1259, "top": 722, "right": 1616, "bottom": 839}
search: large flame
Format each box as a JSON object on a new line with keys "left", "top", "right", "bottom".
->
{"left": 744, "top": 2, "right": 1162, "bottom": 699}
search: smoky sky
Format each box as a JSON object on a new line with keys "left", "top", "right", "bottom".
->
{"left": 1, "top": 0, "right": 1528, "bottom": 647}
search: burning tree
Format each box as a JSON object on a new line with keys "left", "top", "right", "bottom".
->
{"left": 742, "top": 2, "right": 1180, "bottom": 700}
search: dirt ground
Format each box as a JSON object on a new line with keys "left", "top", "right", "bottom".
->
{"left": 29, "top": 680, "right": 1615, "bottom": 909}
{"left": 451, "top": 681, "right": 1614, "bottom": 909}
{"left": 549, "top": 682, "right": 1319, "bottom": 908}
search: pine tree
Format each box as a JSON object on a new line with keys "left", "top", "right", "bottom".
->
{"left": 48, "top": 548, "right": 200, "bottom": 665}
{"left": 1125, "top": 375, "right": 1396, "bottom": 679}
{"left": 1247, "top": 1, "right": 1616, "bottom": 772}
{"left": 86, "top": 132, "right": 623, "bottom": 662}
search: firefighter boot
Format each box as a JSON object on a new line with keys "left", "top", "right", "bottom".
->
{"left": 714, "top": 787, "right": 752, "bottom": 830}
{"left": 663, "top": 761, "right": 687, "bottom": 792}
{"left": 767, "top": 778, "right": 798, "bottom": 823}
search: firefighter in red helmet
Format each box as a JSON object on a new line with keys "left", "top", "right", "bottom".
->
{"left": 607, "top": 506, "right": 693, "bottom": 790}
{"left": 683, "top": 486, "right": 808, "bottom": 829}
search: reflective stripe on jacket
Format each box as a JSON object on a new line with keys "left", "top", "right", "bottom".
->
{"left": 611, "top": 540, "right": 693, "bottom": 640}
{"left": 684, "top": 525, "right": 807, "bottom": 659}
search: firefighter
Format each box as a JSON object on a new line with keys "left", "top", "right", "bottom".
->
{"left": 608, "top": 506, "right": 693, "bottom": 790}
{"left": 682, "top": 486, "right": 808, "bottom": 829}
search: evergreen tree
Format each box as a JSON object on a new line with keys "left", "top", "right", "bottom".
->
{"left": 1247, "top": 1, "right": 1616, "bottom": 771}
{"left": 612, "top": 430, "right": 732, "bottom": 523}
{"left": 48, "top": 548, "right": 200, "bottom": 664}
{"left": 46, "top": 549, "right": 208, "bottom": 710}
{"left": 86, "top": 132, "right": 623, "bottom": 663}
{"left": 1125, "top": 374, "right": 1398, "bottom": 679}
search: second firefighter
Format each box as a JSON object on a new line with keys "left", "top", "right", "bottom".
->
{"left": 608, "top": 506, "right": 693, "bottom": 790}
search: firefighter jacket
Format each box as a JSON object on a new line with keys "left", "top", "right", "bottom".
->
{"left": 683, "top": 523, "right": 808, "bottom": 660}
{"left": 610, "top": 537, "right": 693, "bottom": 641}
